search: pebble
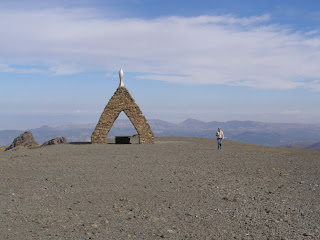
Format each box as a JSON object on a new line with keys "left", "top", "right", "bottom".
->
{"left": 91, "top": 224, "right": 98, "bottom": 229}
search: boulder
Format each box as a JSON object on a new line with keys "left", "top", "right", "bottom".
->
{"left": 41, "top": 137, "right": 67, "bottom": 147}
{"left": 5, "top": 132, "right": 39, "bottom": 151}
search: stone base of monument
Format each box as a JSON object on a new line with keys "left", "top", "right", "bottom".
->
{"left": 115, "top": 136, "right": 131, "bottom": 144}
{"left": 130, "top": 134, "right": 140, "bottom": 144}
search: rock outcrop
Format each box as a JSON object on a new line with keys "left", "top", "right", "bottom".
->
{"left": 5, "top": 132, "right": 39, "bottom": 151}
{"left": 41, "top": 137, "right": 67, "bottom": 147}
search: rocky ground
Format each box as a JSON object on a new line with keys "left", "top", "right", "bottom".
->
{"left": 0, "top": 137, "right": 319, "bottom": 239}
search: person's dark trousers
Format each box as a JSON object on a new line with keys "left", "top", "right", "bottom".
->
{"left": 218, "top": 138, "right": 222, "bottom": 150}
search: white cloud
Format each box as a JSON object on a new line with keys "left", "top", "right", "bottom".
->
{"left": 164, "top": 14, "right": 271, "bottom": 26}
{"left": 0, "top": 64, "right": 13, "bottom": 72}
{"left": 0, "top": 63, "right": 44, "bottom": 73}
{"left": 0, "top": 6, "right": 320, "bottom": 90}
{"left": 282, "top": 109, "right": 301, "bottom": 115}
{"left": 308, "top": 80, "right": 320, "bottom": 91}
{"left": 305, "top": 30, "right": 319, "bottom": 36}
{"left": 49, "top": 64, "right": 80, "bottom": 75}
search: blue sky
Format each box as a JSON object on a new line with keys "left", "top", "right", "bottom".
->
{"left": 1, "top": 0, "right": 320, "bottom": 130}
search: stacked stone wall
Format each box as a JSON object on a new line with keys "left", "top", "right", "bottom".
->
{"left": 91, "top": 87, "right": 154, "bottom": 144}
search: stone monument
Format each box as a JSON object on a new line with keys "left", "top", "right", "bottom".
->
{"left": 91, "top": 69, "right": 154, "bottom": 144}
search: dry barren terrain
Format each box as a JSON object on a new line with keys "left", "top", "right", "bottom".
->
{"left": 0, "top": 138, "right": 319, "bottom": 239}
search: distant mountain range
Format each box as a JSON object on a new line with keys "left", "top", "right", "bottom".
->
{"left": 1, "top": 119, "right": 320, "bottom": 149}
{"left": 280, "top": 142, "right": 320, "bottom": 150}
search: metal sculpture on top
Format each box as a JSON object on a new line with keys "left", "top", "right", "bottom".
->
{"left": 119, "top": 68, "right": 124, "bottom": 87}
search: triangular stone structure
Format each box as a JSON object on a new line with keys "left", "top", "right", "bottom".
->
{"left": 91, "top": 85, "right": 154, "bottom": 144}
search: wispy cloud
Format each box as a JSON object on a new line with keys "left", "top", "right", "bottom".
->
{"left": 0, "top": 64, "right": 13, "bottom": 72}
{"left": 1, "top": 6, "right": 320, "bottom": 90}
{"left": 164, "top": 14, "right": 271, "bottom": 26}
{"left": 305, "top": 30, "right": 319, "bottom": 36}
{"left": 282, "top": 109, "right": 301, "bottom": 115}
{"left": 0, "top": 63, "right": 44, "bottom": 73}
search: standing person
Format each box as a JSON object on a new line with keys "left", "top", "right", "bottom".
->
{"left": 216, "top": 127, "right": 224, "bottom": 150}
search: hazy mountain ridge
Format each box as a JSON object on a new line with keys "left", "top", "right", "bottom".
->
{"left": 306, "top": 142, "right": 320, "bottom": 150}
{"left": 281, "top": 142, "right": 320, "bottom": 150}
{"left": 1, "top": 118, "right": 320, "bottom": 148}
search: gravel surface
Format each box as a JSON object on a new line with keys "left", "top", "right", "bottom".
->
{"left": 1, "top": 137, "right": 319, "bottom": 239}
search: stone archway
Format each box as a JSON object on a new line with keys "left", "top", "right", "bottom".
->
{"left": 91, "top": 86, "right": 154, "bottom": 144}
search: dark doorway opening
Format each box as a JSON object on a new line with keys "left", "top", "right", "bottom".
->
{"left": 108, "top": 112, "right": 139, "bottom": 144}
